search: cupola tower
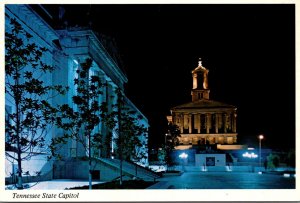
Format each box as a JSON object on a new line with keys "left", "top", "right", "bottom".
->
{"left": 191, "top": 58, "right": 210, "bottom": 101}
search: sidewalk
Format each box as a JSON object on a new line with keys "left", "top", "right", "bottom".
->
{"left": 6, "top": 179, "right": 104, "bottom": 190}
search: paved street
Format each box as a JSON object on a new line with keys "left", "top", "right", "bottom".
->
{"left": 150, "top": 172, "right": 295, "bottom": 189}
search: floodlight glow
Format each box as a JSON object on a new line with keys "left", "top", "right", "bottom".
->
{"left": 242, "top": 152, "right": 258, "bottom": 158}
{"left": 259, "top": 135, "right": 264, "bottom": 140}
{"left": 179, "top": 152, "right": 188, "bottom": 159}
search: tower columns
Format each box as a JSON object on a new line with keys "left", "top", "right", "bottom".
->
{"left": 193, "top": 73, "right": 198, "bottom": 89}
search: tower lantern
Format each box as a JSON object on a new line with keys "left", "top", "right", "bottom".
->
{"left": 191, "top": 58, "right": 210, "bottom": 101}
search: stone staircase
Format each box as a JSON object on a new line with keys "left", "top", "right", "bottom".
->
{"left": 98, "top": 158, "right": 161, "bottom": 181}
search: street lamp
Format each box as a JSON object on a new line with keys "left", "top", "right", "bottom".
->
{"left": 179, "top": 152, "right": 188, "bottom": 171}
{"left": 165, "top": 133, "right": 168, "bottom": 145}
{"left": 258, "top": 135, "right": 264, "bottom": 169}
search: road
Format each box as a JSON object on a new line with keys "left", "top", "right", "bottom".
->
{"left": 152, "top": 172, "right": 295, "bottom": 189}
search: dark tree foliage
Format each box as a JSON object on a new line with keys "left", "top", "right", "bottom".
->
{"left": 5, "top": 18, "right": 67, "bottom": 189}
{"left": 50, "top": 58, "right": 104, "bottom": 190}
{"left": 165, "top": 123, "right": 181, "bottom": 168}
{"left": 286, "top": 149, "right": 295, "bottom": 167}
{"left": 267, "top": 153, "right": 280, "bottom": 170}
{"left": 101, "top": 88, "right": 148, "bottom": 185}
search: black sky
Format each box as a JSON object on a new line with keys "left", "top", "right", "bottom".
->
{"left": 44, "top": 4, "right": 295, "bottom": 150}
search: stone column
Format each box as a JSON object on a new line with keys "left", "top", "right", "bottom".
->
{"left": 228, "top": 113, "right": 232, "bottom": 132}
{"left": 180, "top": 114, "right": 184, "bottom": 133}
{"left": 224, "top": 114, "right": 228, "bottom": 133}
{"left": 217, "top": 113, "right": 221, "bottom": 132}
{"left": 203, "top": 70, "right": 209, "bottom": 89}
{"left": 197, "top": 114, "right": 201, "bottom": 133}
{"left": 233, "top": 113, "right": 237, "bottom": 133}
{"left": 215, "top": 113, "right": 219, "bottom": 134}
{"left": 189, "top": 114, "right": 192, "bottom": 134}
{"left": 193, "top": 73, "right": 198, "bottom": 89}
{"left": 206, "top": 113, "right": 210, "bottom": 134}
{"left": 184, "top": 114, "right": 189, "bottom": 131}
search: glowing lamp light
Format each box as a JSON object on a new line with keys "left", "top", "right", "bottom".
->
{"left": 179, "top": 152, "right": 188, "bottom": 159}
{"left": 259, "top": 135, "right": 264, "bottom": 140}
{"left": 242, "top": 152, "right": 258, "bottom": 158}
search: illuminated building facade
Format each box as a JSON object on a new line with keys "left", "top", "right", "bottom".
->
{"left": 5, "top": 5, "right": 149, "bottom": 183}
{"left": 170, "top": 60, "right": 238, "bottom": 149}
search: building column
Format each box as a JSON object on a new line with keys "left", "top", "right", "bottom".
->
{"left": 215, "top": 113, "right": 219, "bottom": 134}
{"left": 193, "top": 73, "right": 198, "bottom": 89}
{"left": 206, "top": 113, "right": 210, "bottom": 134}
{"left": 233, "top": 113, "right": 237, "bottom": 133}
{"left": 189, "top": 114, "right": 192, "bottom": 134}
{"left": 180, "top": 114, "right": 184, "bottom": 133}
{"left": 224, "top": 113, "right": 228, "bottom": 133}
{"left": 197, "top": 114, "right": 201, "bottom": 133}
{"left": 228, "top": 113, "right": 232, "bottom": 132}
{"left": 184, "top": 114, "right": 189, "bottom": 132}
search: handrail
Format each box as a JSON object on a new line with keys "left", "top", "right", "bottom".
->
{"left": 97, "top": 158, "right": 160, "bottom": 179}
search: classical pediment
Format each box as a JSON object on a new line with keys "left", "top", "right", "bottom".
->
{"left": 171, "top": 99, "right": 236, "bottom": 111}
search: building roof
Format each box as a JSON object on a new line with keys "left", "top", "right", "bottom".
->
{"left": 171, "top": 99, "right": 236, "bottom": 112}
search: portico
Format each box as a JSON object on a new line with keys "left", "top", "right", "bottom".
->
{"left": 170, "top": 59, "right": 238, "bottom": 147}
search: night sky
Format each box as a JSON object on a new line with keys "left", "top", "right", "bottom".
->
{"left": 44, "top": 4, "right": 295, "bottom": 150}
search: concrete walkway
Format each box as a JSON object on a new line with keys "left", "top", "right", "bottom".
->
{"left": 6, "top": 179, "right": 104, "bottom": 190}
{"left": 148, "top": 171, "right": 295, "bottom": 189}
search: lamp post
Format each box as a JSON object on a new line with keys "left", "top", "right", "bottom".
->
{"left": 179, "top": 152, "right": 188, "bottom": 171}
{"left": 258, "top": 135, "right": 264, "bottom": 169}
{"left": 165, "top": 133, "right": 168, "bottom": 146}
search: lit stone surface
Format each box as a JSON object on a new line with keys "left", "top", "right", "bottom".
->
{"left": 5, "top": 5, "right": 150, "bottom": 184}
{"left": 170, "top": 60, "right": 238, "bottom": 147}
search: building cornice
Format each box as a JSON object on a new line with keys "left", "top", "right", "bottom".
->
{"left": 57, "top": 29, "right": 128, "bottom": 88}
{"left": 124, "top": 96, "right": 149, "bottom": 125}
{"left": 88, "top": 30, "right": 128, "bottom": 84}
{"left": 5, "top": 5, "right": 58, "bottom": 47}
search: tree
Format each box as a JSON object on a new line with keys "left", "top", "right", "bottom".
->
{"left": 165, "top": 123, "right": 181, "bottom": 170}
{"left": 5, "top": 18, "right": 67, "bottom": 189}
{"left": 157, "top": 148, "right": 166, "bottom": 163}
{"left": 286, "top": 149, "right": 295, "bottom": 168}
{"left": 50, "top": 58, "right": 104, "bottom": 190}
{"left": 101, "top": 88, "right": 148, "bottom": 185}
{"left": 267, "top": 153, "right": 280, "bottom": 170}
